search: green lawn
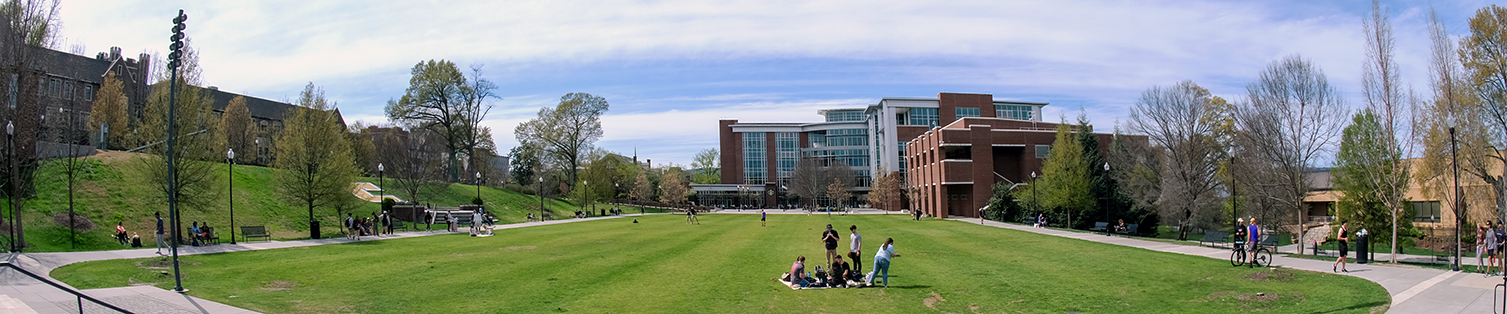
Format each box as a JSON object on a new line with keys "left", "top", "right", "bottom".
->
{"left": 2, "top": 153, "right": 635, "bottom": 252}
{"left": 52, "top": 214, "right": 1389, "bottom": 313}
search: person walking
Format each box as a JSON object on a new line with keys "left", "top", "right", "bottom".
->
{"left": 154, "top": 212, "right": 167, "bottom": 254}
{"left": 1496, "top": 222, "right": 1507, "bottom": 276}
{"left": 848, "top": 225, "right": 863, "bottom": 275}
{"left": 865, "top": 238, "right": 901, "bottom": 287}
{"left": 821, "top": 224, "right": 840, "bottom": 267}
{"left": 1489, "top": 222, "right": 1500, "bottom": 276}
{"left": 1333, "top": 221, "right": 1349, "bottom": 273}
{"left": 760, "top": 210, "right": 767, "bottom": 227}
{"left": 1479, "top": 225, "right": 1487, "bottom": 273}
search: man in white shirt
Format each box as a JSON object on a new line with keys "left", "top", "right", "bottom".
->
{"left": 847, "top": 225, "right": 863, "bottom": 278}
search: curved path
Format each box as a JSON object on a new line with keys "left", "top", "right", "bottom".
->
{"left": 0, "top": 215, "right": 633, "bottom": 314}
{"left": 951, "top": 218, "right": 1499, "bottom": 313}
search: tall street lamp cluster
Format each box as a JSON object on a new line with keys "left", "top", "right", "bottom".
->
{"left": 166, "top": 9, "right": 189, "bottom": 293}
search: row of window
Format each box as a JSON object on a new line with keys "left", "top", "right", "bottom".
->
{"left": 776, "top": 132, "right": 798, "bottom": 180}
{"left": 955, "top": 107, "right": 980, "bottom": 118}
{"left": 825, "top": 110, "right": 865, "bottom": 122}
{"left": 744, "top": 132, "right": 767, "bottom": 185}
{"left": 997, "top": 104, "right": 1033, "bottom": 121}
{"left": 907, "top": 108, "right": 938, "bottom": 127}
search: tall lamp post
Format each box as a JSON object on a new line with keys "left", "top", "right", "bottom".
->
{"left": 5, "top": 121, "right": 13, "bottom": 252}
{"left": 1451, "top": 127, "right": 1461, "bottom": 271}
{"left": 1102, "top": 162, "right": 1110, "bottom": 236}
{"left": 475, "top": 172, "right": 482, "bottom": 202}
{"left": 1230, "top": 156, "right": 1238, "bottom": 243}
{"left": 227, "top": 148, "right": 235, "bottom": 244}
{"left": 1031, "top": 171, "right": 1038, "bottom": 224}
{"left": 538, "top": 177, "right": 545, "bottom": 221}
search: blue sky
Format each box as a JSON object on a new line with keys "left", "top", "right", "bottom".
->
{"left": 54, "top": 0, "right": 1497, "bottom": 166}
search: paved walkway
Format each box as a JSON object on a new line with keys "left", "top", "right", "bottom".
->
{"left": 0, "top": 214, "right": 633, "bottom": 314}
{"left": 952, "top": 218, "right": 1502, "bottom": 313}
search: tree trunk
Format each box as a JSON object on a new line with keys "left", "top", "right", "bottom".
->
{"left": 1391, "top": 209, "right": 1398, "bottom": 263}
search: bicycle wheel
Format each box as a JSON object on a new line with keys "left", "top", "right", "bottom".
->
{"left": 1229, "top": 249, "right": 1245, "bottom": 267}
{"left": 1253, "top": 248, "right": 1273, "bottom": 267}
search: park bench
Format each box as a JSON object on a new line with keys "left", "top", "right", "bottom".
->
{"left": 1089, "top": 222, "right": 1109, "bottom": 232}
{"left": 1258, "top": 235, "right": 1279, "bottom": 253}
{"left": 241, "top": 226, "right": 270, "bottom": 242}
{"left": 543, "top": 213, "right": 552, "bottom": 221}
{"left": 1200, "top": 231, "right": 1230, "bottom": 248}
{"left": 1114, "top": 224, "right": 1139, "bottom": 236}
{"left": 391, "top": 220, "right": 407, "bottom": 231}
{"left": 187, "top": 227, "right": 218, "bottom": 245}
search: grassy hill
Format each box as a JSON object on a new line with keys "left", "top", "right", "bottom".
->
{"left": 3, "top": 151, "right": 617, "bottom": 252}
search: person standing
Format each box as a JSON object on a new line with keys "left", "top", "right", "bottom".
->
{"left": 1247, "top": 217, "right": 1260, "bottom": 268}
{"left": 1333, "top": 221, "right": 1349, "bottom": 273}
{"left": 1497, "top": 222, "right": 1507, "bottom": 276}
{"left": 1479, "top": 225, "right": 1487, "bottom": 273}
{"left": 154, "top": 212, "right": 167, "bottom": 254}
{"left": 865, "top": 238, "right": 901, "bottom": 287}
{"left": 821, "top": 224, "right": 840, "bottom": 267}
{"left": 760, "top": 210, "right": 767, "bottom": 227}
{"left": 848, "top": 225, "right": 863, "bottom": 275}
{"left": 1489, "top": 222, "right": 1499, "bottom": 276}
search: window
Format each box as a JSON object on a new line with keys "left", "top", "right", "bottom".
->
{"left": 824, "top": 129, "right": 867, "bottom": 147}
{"left": 48, "top": 79, "right": 58, "bottom": 97}
{"left": 776, "top": 132, "right": 798, "bottom": 180}
{"left": 996, "top": 104, "right": 1034, "bottom": 121}
{"left": 907, "top": 108, "right": 938, "bottom": 126}
{"left": 83, "top": 85, "right": 93, "bottom": 101}
{"left": 825, "top": 110, "right": 865, "bottom": 122}
{"left": 743, "top": 132, "right": 767, "bottom": 184}
{"left": 1035, "top": 145, "right": 1051, "bottom": 159}
{"left": 1412, "top": 201, "right": 1442, "bottom": 223}
{"left": 955, "top": 107, "right": 980, "bottom": 118}
{"left": 63, "top": 82, "right": 74, "bottom": 100}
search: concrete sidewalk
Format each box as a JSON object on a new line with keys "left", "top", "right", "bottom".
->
{"left": 0, "top": 214, "right": 634, "bottom": 314}
{"left": 953, "top": 218, "right": 1501, "bottom": 314}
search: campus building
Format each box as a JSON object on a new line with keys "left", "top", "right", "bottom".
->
{"left": 8, "top": 45, "right": 342, "bottom": 165}
{"left": 1302, "top": 157, "right": 1497, "bottom": 243}
{"left": 696, "top": 92, "right": 1073, "bottom": 210}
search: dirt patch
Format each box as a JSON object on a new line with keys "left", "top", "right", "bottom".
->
{"left": 1243, "top": 269, "right": 1296, "bottom": 282}
{"left": 1205, "top": 291, "right": 1237, "bottom": 301}
{"left": 923, "top": 292, "right": 946, "bottom": 309}
{"left": 137, "top": 259, "right": 173, "bottom": 269}
{"left": 503, "top": 245, "right": 536, "bottom": 250}
{"left": 968, "top": 303, "right": 980, "bottom": 313}
{"left": 260, "top": 280, "right": 298, "bottom": 291}
{"left": 1235, "top": 292, "right": 1280, "bottom": 302}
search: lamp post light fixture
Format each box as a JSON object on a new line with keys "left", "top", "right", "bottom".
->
{"left": 1102, "top": 162, "right": 1110, "bottom": 236}
{"left": 228, "top": 148, "right": 236, "bottom": 244}
{"left": 5, "top": 120, "right": 13, "bottom": 252}
{"left": 538, "top": 177, "right": 545, "bottom": 221}
{"left": 1031, "top": 171, "right": 1038, "bottom": 225}
{"left": 475, "top": 171, "right": 482, "bottom": 202}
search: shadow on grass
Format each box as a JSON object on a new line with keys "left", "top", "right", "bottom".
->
{"left": 1311, "top": 301, "right": 1389, "bottom": 314}
{"left": 878, "top": 285, "right": 931, "bottom": 289}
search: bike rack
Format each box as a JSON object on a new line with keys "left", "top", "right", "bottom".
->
{"left": 1496, "top": 275, "right": 1507, "bottom": 314}
{"left": 0, "top": 261, "right": 134, "bottom": 313}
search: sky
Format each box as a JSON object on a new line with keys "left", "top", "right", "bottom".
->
{"left": 53, "top": 0, "right": 1499, "bottom": 167}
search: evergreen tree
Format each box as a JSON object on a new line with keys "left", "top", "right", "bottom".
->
{"left": 1039, "top": 123, "right": 1093, "bottom": 228}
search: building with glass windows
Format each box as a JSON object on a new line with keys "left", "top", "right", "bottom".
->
{"left": 694, "top": 92, "right": 1052, "bottom": 210}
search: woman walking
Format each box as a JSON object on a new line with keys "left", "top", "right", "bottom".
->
{"left": 864, "top": 238, "right": 901, "bottom": 287}
{"left": 1332, "top": 221, "right": 1349, "bottom": 273}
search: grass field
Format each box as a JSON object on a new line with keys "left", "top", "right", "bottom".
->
{"left": 1, "top": 151, "right": 637, "bottom": 252}
{"left": 52, "top": 214, "right": 1390, "bottom": 313}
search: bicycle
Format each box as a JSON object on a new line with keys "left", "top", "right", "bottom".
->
{"left": 1230, "top": 239, "right": 1274, "bottom": 267}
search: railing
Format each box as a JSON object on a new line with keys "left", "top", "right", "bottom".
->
{"left": 0, "top": 261, "right": 134, "bottom": 313}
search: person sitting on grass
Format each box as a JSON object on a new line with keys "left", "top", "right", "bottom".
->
{"left": 829, "top": 255, "right": 851, "bottom": 288}
{"left": 788, "top": 255, "right": 809, "bottom": 288}
{"left": 115, "top": 222, "right": 128, "bottom": 245}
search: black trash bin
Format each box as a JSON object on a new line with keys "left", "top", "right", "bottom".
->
{"left": 1356, "top": 232, "right": 1368, "bottom": 264}
{"left": 310, "top": 220, "right": 321, "bottom": 240}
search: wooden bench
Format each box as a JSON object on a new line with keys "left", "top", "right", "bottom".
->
{"left": 241, "top": 226, "right": 271, "bottom": 242}
{"left": 1258, "top": 235, "right": 1279, "bottom": 253}
{"left": 1089, "top": 222, "right": 1109, "bottom": 232}
{"left": 390, "top": 220, "right": 407, "bottom": 231}
{"left": 1114, "top": 224, "right": 1139, "bottom": 236}
{"left": 1200, "top": 231, "right": 1230, "bottom": 247}
{"left": 187, "top": 227, "right": 219, "bottom": 245}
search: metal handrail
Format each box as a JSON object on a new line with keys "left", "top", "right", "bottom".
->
{"left": 0, "top": 261, "right": 134, "bottom": 313}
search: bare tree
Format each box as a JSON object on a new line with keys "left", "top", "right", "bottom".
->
{"left": 789, "top": 157, "right": 854, "bottom": 208}
{"left": 659, "top": 167, "right": 691, "bottom": 206}
{"left": 1460, "top": 6, "right": 1507, "bottom": 224}
{"left": 867, "top": 169, "right": 901, "bottom": 211}
{"left": 1416, "top": 7, "right": 1494, "bottom": 230}
{"left": 379, "top": 126, "right": 445, "bottom": 212}
{"left": 1349, "top": 0, "right": 1416, "bottom": 263}
{"left": 1129, "top": 81, "right": 1229, "bottom": 240}
{"left": 1234, "top": 55, "right": 1348, "bottom": 254}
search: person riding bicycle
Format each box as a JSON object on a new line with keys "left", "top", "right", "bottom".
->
{"left": 1246, "top": 217, "right": 1261, "bottom": 267}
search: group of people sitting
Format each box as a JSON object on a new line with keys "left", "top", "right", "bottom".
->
{"left": 189, "top": 222, "right": 214, "bottom": 246}
{"left": 113, "top": 222, "right": 141, "bottom": 247}
{"left": 777, "top": 224, "right": 901, "bottom": 289}
{"left": 346, "top": 211, "right": 395, "bottom": 240}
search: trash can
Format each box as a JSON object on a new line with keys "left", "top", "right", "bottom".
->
{"left": 1356, "top": 231, "right": 1368, "bottom": 264}
{"left": 310, "top": 220, "right": 321, "bottom": 240}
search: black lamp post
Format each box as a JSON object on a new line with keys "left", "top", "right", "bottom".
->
{"left": 5, "top": 120, "right": 13, "bottom": 252}
{"left": 1451, "top": 127, "right": 1461, "bottom": 271}
{"left": 1031, "top": 171, "right": 1038, "bottom": 224}
{"left": 228, "top": 148, "right": 235, "bottom": 244}
{"left": 1102, "top": 162, "right": 1110, "bottom": 236}
{"left": 475, "top": 171, "right": 482, "bottom": 202}
{"left": 1230, "top": 156, "right": 1238, "bottom": 243}
{"left": 538, "top": 177, "right": 545, "bottom": 221}
{"left": 63, "top": 107, "right": 75, "bottom": 249}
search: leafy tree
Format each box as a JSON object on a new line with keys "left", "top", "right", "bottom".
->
{"left": 1038, "top": 123, "right": 1093, "bottom": 228}
{"left": 217, "top": 96, "right": 257, "bottom": 163}
{"left": 274, "top": 83, "right": 357, "bottom": 238}
{"left": 984, "top": 182, "right": 1022, "bottom": 222}
{"left": 88, "top": 71, "right": 129, "bottom": 150}
{"left": 514, "top": 93, "right": 609, "bottom": 190}
{"left": 385, "top": 60, "right": 494, "bottom": 182}
{"left": 346, "top": 121, "right": 376, "bottom": 176}
{"left": 510, "top": 145, "right": 540, "bottom": 188}
{"left": 630, "top": 170, "right": 653, "bottom": 202}
{"left": 1334, "top": 109, "right": 1414, "bottom": 257}
{"left": 1459, "top": 5, "right": 1507, "bottom": 223}
{"left": 659, "top": 167, "right": 691, "bottom": 205}
{"left": 692, "top": 148, "right": 719, "bottom": 184}
{"left": 135, "top": 38, "right": 223, "bottom": 222}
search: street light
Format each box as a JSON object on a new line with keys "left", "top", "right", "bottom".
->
{"left": 1031, "top": 171, "right": 1038, "bottom": 226}
{"left": 1102, "top": 162, "right": 1110, "bottom": 236}
{"left": 227, "top": 148, "right": 235, "bottom": 244}
{"left": 5, "top": 121, "right": 13, "bottom": 252}
{"left": 475, "top": 171, "right": 482, "bottom": 203}
{"left": 538, "top": 177, "right": 545, "bottom": 221}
